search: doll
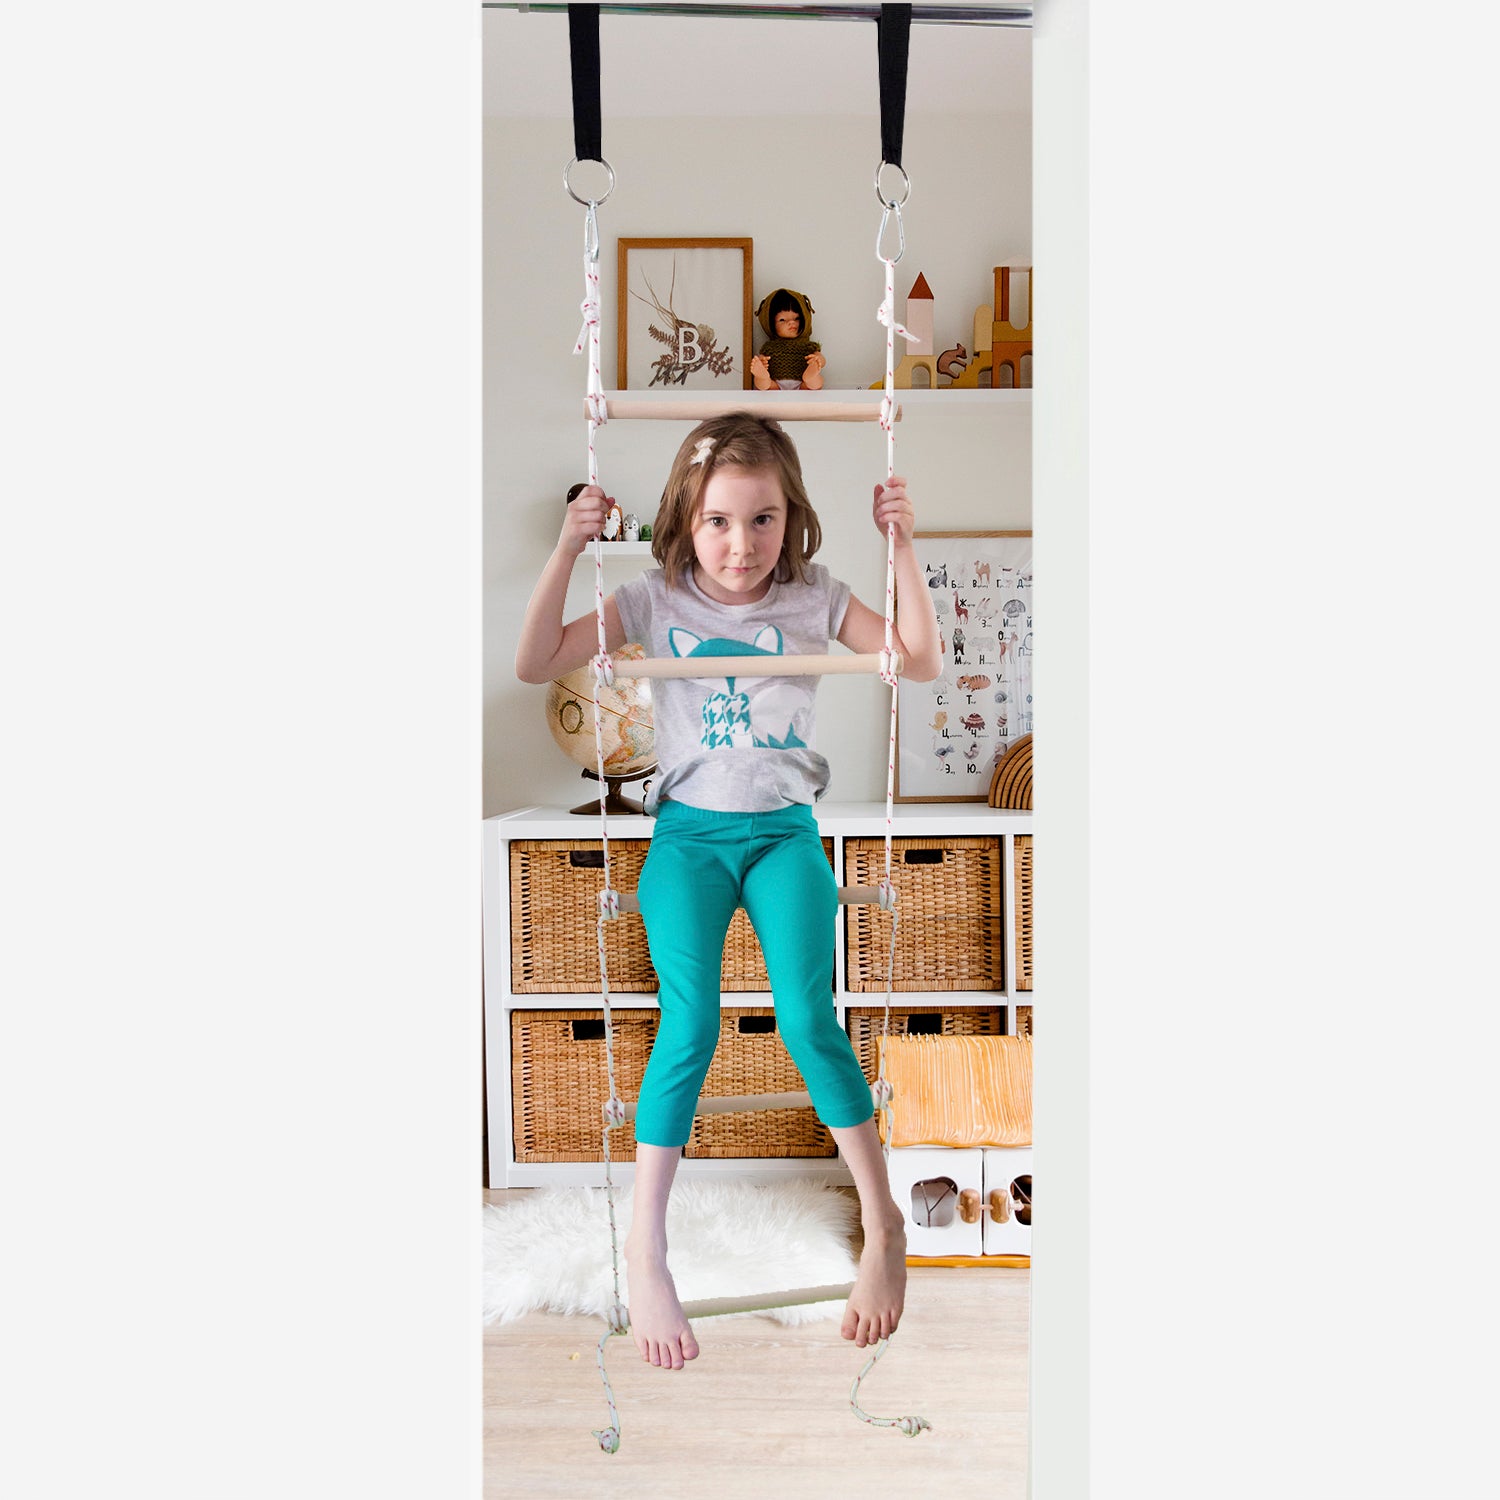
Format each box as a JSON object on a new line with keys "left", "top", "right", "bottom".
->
{"left": 750, "top": 287, "right": 826, "bottom": 391}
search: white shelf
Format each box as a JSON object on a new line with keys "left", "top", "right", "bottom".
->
{"left": 490, "top": 802, "right": 1031, "bottom": 838}
{"left": 582, "top": 540, "right": 653, "bottom": 557}
{"left": 595, "top": 387, "right": 1030, "bottom": 408}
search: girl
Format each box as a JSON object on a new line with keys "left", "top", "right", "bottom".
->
{"left": 516, "top": 412, "right": 942, "bottom": 1372}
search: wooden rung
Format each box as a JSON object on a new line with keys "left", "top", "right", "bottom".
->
{"left": 622, "top": 1090, "right": 813, "bottom": 1119}
{"left": 589, "top": 396, "right": 900, "bottom": 424}
{"left": 611, "top": 651, "right": 902, "bottom": 680}
{"left": 656, "top": 1282, "right": 854, "bottom": 1324}
{"left": 612, "top": 887, "right": 884, "bottom": 913}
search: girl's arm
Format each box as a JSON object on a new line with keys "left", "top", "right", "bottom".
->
{"left": 515, "top": 485, "right": 628, "bottom": 684}
{"left": 834, "top": 476, "right": 943, "bottom": 683}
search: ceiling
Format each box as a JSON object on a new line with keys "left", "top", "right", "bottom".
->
{"left": 482, "top": 4, "right": 1032, "bottom": 119}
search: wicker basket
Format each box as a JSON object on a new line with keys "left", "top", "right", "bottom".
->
{"left": 683, "top": 1008, "right": 836, "bottom": 1159}
{"left": 1015, "top": 1005, "right": 1033, "bottom": 1039}
{"left": 510, "top": 1008, "right": 658, "bottom": 1162}
{"left": 1014, "top": 834, "right": 1033, "bottom": 991}
{"left": 510, "top": 841, "right": 655, "bottom": 993}
{"left": 845, "top": 1002, "right": 1005, "bottom": 1081}
{"left": 843, "top": 836, "right": 1005, "bottom": 992}
{"left": 510, "top": 838, "right": 836, "bottom": 993}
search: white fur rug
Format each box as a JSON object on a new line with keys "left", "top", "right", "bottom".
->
{"left": 483, "top": 1179, "right": 858, "bottom": 1326}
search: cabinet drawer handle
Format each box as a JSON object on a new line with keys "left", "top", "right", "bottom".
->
{"left": 958, "top": 1188, "right": 982, "bottom": 1224}
{"left": 903, "top": 848, "right": 944, "bottom": 864}
{"left": 568, "top": 850, "right": 606, "bottom": 869}
{"left": 988, "top": 1189, "right": 1011, "bottom": 1223}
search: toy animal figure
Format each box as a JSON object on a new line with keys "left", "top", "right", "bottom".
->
{"left": 937, "top": 344, "right": 969, "bottom": 380}
{"left": 602, "top": 502, "right": 622, "bottom": 540}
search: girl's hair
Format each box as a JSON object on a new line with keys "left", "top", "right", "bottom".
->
{"left": 650, "top": 412, "right": 821, "bottom": 588}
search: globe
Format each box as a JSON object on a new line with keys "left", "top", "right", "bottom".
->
{"left": 545, "top": 642, "right": 656, "bottom": 779}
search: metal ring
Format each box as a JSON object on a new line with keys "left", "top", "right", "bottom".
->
{"left": 564, "top": 156, "right": 615, "bottom": 207}
{"left": 873, "top": 160, "right": 911, "bottom": 210}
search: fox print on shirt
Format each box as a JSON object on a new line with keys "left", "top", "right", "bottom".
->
{"left": 667, "top": 623, "right": 812, "bottom": 750}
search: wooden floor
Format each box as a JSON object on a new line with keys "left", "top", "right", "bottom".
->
{"left": 483, "top": 1188, "right": 1031, "bottom": 1498}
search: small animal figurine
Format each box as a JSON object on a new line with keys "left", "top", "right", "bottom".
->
{"left": 937, "top": 344, "right": 969, "bottom": 381}
{"left": 623, "top": 513, "right": 641, "bottom": 541}
{"left": 602, "top": 502, "right": 622, "bottom": 540}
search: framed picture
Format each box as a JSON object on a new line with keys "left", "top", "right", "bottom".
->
{"left": 895, "top": 531, "right": 1034, "bottom": 803}
{"left": 617, "top": 237, "right": 753, "bottom": 391}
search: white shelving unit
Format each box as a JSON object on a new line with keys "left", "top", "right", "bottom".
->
{"left": 588, "top": 387, "right": 1031, "bottom": 411}
{"left": 482, "top": 801, "right": 1033, "bottom": 1188}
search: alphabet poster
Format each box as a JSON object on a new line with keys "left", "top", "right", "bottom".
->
{"left": 896, "top": 531, "right": 1034, "bottom": 802}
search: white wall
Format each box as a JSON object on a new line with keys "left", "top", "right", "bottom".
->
{"left": 484, "top": 106, "right": 1032, "bottom": 816}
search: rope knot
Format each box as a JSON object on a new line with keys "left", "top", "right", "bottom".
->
{"left": 877, "top": 878, "right": 898, "bottom": 912}
{"left": 602, "top": 1097, "right": 627, "bottom": 1127}
{"left": 878, "top": 394, "right": 895, "bottom": 432}
{"left": 598, "top": 887, "right": 620, "bottom": 921}
{"left": 592, "top": 1426, "right": 621, "bottom": 1454}
{"left": 573, "top": 292, "right": 601, "bottom": 355}
{"left": 605, "top": 1302, "right": 629, "bottom": 1334}
{"left": 875, "top": 297, "right": 917, "bottom": 345}
{"left": 591, "top": 653, "right": 615, "bottom": 688}
{"left": 871, "top": 1078, "right": 894, "bottom": 1110}
{"left": 584, "top": 391, "right": 609, "bottom": 426}
{"left": 877, "top": 647, "right": 900, "bottom": 688}
{"left": 895, "top": 1415, "right": 932, "bottom": 1438}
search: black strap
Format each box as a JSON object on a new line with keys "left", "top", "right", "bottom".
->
{"left": 877, "top": 4, "right": 912, "bottom": 168}
{"left": 568, "top": 3, "right": 603, "bottom": 164}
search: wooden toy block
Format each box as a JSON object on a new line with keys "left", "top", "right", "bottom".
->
{"left": 992, "top": 265, "right": 1033, "bottom": 389}
{"left": 868, "top": 353, "right": 941, "bottom": 389}
{"left": 905, "top": 271, "right": 935, "bottom": 356}
{"left": 947, "top": 304, "right": 994, "bottom": 388}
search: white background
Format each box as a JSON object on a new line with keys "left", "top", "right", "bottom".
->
{"left": 4, "top": 3, "right": 1498, "bottom": 1497}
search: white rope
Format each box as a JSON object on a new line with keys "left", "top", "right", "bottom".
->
{"left": 571, "top": 193, "right": 634, "bottom": 1454}
{"left": 847, "top": 194, "right": 929, "bottom": 1443}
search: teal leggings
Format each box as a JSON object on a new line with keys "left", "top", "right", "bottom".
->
{"left": 634, "top": 800, "right": 874, "bottom": 1148}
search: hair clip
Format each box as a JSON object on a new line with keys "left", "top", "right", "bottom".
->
{"left": 690, "top": 437, "right": 716, "bottom": 466}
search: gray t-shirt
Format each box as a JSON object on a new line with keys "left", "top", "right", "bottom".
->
{"left": 614, "top": 562, "right": 852, "bottom": 813}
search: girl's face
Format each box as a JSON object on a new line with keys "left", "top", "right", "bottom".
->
{"left": 689, "top": 465, "right": 787, "bottom": 605}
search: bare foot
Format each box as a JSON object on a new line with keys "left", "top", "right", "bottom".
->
{"left": 623, "top": 1241, "right": 701, "bottom": 1370}
{"left": 841, "top": 1216, "right": 907, "bottom": 1347}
